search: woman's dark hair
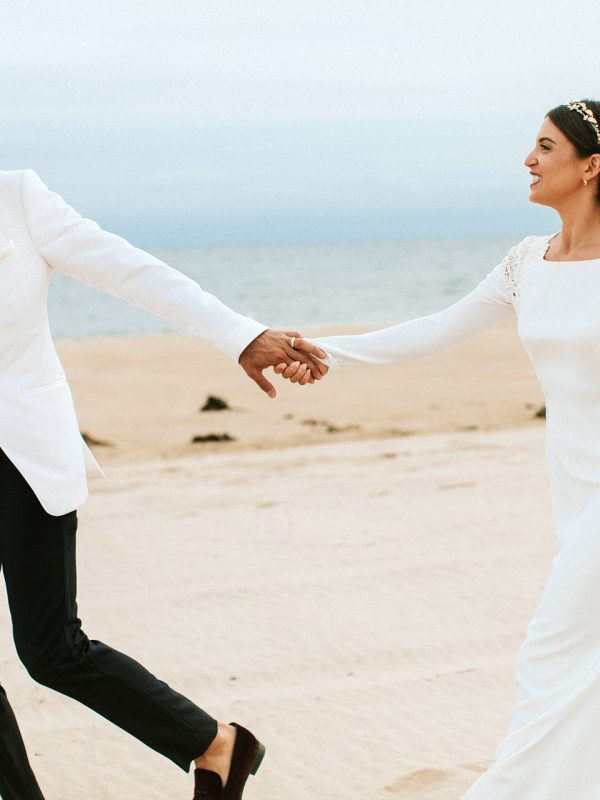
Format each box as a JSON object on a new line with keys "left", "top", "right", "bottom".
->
{"left": 547, "top": 98, "right": 600, "bottom": 200}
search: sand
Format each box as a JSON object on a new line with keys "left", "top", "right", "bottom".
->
{"left": 0, "top": 322, "right": 557, "bottom": 800}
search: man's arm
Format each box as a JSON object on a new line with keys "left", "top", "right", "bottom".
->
{"left": 21, "top": 169, "right": 327, "bottom": 395}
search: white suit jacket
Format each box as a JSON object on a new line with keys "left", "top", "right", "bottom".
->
{"left": 0, "top": 169, "right": 267, "bottom": 516}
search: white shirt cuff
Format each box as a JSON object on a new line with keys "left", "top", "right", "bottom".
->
{"left": 217, "top": 318, "right": 270, "bottom": 361}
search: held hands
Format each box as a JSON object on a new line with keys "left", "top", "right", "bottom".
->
{"left": 273, "top": 336, "right": 317, "bottom": 384}
{"left": 239, "top": 330, "right": 328, "bottom": 398}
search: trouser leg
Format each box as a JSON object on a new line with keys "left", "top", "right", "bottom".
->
{"left": 0, "top": 682, "right": 45, "bottom": 800}
{"left": 0, "top": 449, "right": 218, "bottom": 772}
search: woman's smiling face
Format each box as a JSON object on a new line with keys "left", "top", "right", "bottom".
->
{"left": 524, "top": 117, "right": 587, "bottom": 208}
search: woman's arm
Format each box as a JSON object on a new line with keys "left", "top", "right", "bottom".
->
{"left": 293, "top": 245, "right": 525, "bottom": 368}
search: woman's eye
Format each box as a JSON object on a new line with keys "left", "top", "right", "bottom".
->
{"left": 540, "top": 145, "right": 550, "bottom": 151}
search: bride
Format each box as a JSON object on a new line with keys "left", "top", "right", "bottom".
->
{"left": 279, "top": 99, "right": 600, "bottom": 798}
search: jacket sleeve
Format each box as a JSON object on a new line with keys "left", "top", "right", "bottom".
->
{"left": 20, "top": 169, "right": 268, "bottom": 361}
{"left": 309, "top": 245, "right": 522, "bottom": 367}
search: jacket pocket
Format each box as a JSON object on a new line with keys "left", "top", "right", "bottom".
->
{"left": 0, "top": 239, "right": 16, "bottom": 261}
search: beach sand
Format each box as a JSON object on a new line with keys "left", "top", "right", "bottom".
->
{"left": 0, "top": 322, "right": 557, "bottom": 799}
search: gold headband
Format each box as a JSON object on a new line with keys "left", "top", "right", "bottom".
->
{"left": 567, "top": 100, "right": 600, "bottom": 145}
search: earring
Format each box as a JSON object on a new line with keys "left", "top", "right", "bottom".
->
{"left": 584, "top": 179, "right": 589, "bottom": 186}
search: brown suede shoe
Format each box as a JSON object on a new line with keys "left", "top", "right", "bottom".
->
{"left": 193, "top": 768, "right": 223, "bottom": 800}
{"left": 222, "top": 722, "right": 265, "bottom": 800}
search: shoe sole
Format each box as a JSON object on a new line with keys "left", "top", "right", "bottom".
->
{"left": 251, "top": 743, "right": 266, "bottom": 775}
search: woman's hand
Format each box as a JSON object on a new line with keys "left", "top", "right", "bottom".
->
{"left": 239, "top": 330, "right": 328, "bottom": 396}
{"left": 273, "top": 361, "right": 313, "bottom": 384}
{"left": 274, "top": 338, "right": 328, "bottom": 384}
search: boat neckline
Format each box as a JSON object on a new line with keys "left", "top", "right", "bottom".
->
{"left": 541, "top": 233, "right": 600, "bottom": 264}
{"left": 543, "top": 256, "right": 600, "bottom": 263}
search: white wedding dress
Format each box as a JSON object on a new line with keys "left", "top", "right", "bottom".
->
{"left": 312, "top": 234, "right": 600, "bottom": 798}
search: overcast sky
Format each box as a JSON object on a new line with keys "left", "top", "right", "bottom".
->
{"left": 1, "top": 1, "right": 597, "bottom": 246}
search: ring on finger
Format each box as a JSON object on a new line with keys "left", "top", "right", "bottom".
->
{"left": 290, "top": 336, "right": 296, "bottom": 349}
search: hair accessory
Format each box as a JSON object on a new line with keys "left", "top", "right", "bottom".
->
{"left": 567, "top": 100, "right": 600, "bottom": 145}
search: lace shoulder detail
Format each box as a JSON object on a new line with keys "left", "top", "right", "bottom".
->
{"left": 502, "top": 235, "right": 540, "bottom": 300}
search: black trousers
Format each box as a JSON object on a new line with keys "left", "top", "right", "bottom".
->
{"left": 0, "top": 448, "right": 217, "bottom": 800}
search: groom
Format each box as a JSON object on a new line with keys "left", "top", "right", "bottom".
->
{"left": 0, "top": 166, "right": 327, "bottom": 800}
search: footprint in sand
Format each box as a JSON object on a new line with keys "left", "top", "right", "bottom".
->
{"left": 383, "top": 763, "right": 486, "bottom": 798}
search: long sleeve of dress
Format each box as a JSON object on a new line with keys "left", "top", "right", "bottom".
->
{"left": 20, "top": 169, "right": 267, "bottom": 361}
{"left": 309, "top": 246, "right": 523, "bottom": 367}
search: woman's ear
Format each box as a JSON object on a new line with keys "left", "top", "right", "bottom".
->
{"left": 584, "top": 153, "right": 600, "bottom": 181}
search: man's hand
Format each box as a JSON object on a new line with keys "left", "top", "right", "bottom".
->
{"left": 239, "top": 329, "right": 328, "bottom": 398}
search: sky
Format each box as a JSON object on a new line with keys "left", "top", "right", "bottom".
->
{"left": 1, "top": 1, "right": 598, "bottom": 247}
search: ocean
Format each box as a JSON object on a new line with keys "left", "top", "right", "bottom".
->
{"left": 47, "top": 237, "right": 519, "bottom": 339}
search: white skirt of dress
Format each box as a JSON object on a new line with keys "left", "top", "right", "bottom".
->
{"left": 462, "top": 489, "right": 600, "bottom": 799}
